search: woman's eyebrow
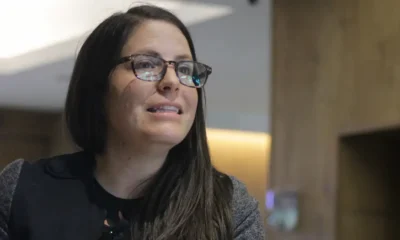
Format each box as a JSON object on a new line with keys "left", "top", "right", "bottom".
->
{"left": 175, "top": 54, "right": 192, "bottom": 61}
{"left": 132, "top": 49, "right": 192, "bottom": 61}
{"left": 134, "top": 49, "right": 161, "bottom": 57}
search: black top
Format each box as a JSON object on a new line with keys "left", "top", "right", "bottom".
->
{"left": 92, "top": 177, "right": 140, "bottom": 221}
{"left": 92, "top": 178, "right": 140, "bottom": 239}
{"left": 0, "top": 151, "right": 266, "bottom": 240}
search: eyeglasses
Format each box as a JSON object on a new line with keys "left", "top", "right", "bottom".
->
{"left": 116, "top": 54, "right": 212, "bottom": 88}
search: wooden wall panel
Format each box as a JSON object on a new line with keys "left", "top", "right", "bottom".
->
{"left": 0, "top": 109, "right": 58, "bottom": 169}
{"left": 270, "top": 1, "right": 341, "bottom": 239}
{"left": 337, "top": 0, "right": 400, "bottom": 134}
{"left": 270, "top": 0, "right": 400, "bottom": 239}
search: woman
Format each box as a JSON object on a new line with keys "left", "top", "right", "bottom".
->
{"left": 0, "top": 5, "right": 265, "bottom": 240}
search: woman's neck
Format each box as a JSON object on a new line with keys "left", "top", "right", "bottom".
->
{"left": 94, "top": 143, "right": 169, "bottom": 199}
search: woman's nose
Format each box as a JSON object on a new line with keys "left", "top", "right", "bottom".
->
{"left": 157, "top": 65, "right": 180, "bottom": 92}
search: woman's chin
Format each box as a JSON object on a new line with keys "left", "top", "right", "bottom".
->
{"left": 142, "top": 126, "right": 188, "bottom": 146}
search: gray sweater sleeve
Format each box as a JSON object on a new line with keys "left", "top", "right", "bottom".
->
{"left": 231, "top": 176, "right": 266, "bottom": 239}
{"left": 0, "top": 159, "right": 24, "bottom": 240}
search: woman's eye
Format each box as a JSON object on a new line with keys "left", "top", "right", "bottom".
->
{"left": 178, "top": 66, "right": 192, "bottom": 75}
{"left": 135, "top": 61, "right": 155, "bottom": 69}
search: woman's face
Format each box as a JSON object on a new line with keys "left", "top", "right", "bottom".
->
{"left": 106, "top": 20, "right": 198, "bottom": 149}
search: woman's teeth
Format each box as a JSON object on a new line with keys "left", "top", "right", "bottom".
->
{"left": 147, "top": 106, "right": 180, "bottom": 114}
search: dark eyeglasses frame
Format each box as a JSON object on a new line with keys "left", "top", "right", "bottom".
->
{"left": 116, "top": 54, "right": 212, "bottom": 88}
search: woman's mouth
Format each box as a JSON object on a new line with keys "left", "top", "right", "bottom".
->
{"left": 147, "top": 105, "right": 182, "bottom": 114}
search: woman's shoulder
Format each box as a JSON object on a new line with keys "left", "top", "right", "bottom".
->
{"left": 0, "top": 158, "right": 25, "bottom": 184}
{"left": 227, "top": 175, "right": 266, "bottom": 239}
{"left": 0, "top": 151, "right": 91, "bottom": 201}
{"left": 228, "top": 176, "right": 259, "bottom": 215}
{"left": 0, "top": 158, "right": 26, "bottom": 238}
{"left": 0, "top": 158, "right": 25, "bottom": 209}
{"left": 0, "top": 155, "right": 50, "bottom": 181}
{"left": 0, "top": 157, "right": 51, "bottom": 208}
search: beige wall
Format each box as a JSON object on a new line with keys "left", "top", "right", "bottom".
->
{"left": 208, "top": 128, "right": 270, "bottom": 223}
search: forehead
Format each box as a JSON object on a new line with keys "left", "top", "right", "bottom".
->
{"left": 121, "top": 20, "right": 192, "bottom": 60}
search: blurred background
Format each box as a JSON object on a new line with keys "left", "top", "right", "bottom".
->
{"left": 2, "top": 0, "right": 400, "bottom": 239}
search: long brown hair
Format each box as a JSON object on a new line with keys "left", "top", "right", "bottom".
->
{"left": 64, "top": 5, "right": 233, "bottom": 239}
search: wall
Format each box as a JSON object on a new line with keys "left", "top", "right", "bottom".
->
{"left": 0, "top": 108, "right": 58, "bottom": 169}
{"left": 207, "top": 128, "right": 270, "bottom": 223}
{"left": 191, "top": 0, "right": 272, "bottom": 133}
{"left": 270, "top": 0, "right": 400, "bottom": 239}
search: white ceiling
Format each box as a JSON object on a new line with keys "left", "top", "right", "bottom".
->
{"left": 0, "top": 0, "right": 272, "bottom": 132}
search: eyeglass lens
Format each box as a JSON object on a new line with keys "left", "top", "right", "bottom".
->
{"left": 131, "top": 55, "right": 208, "bottom": 88}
